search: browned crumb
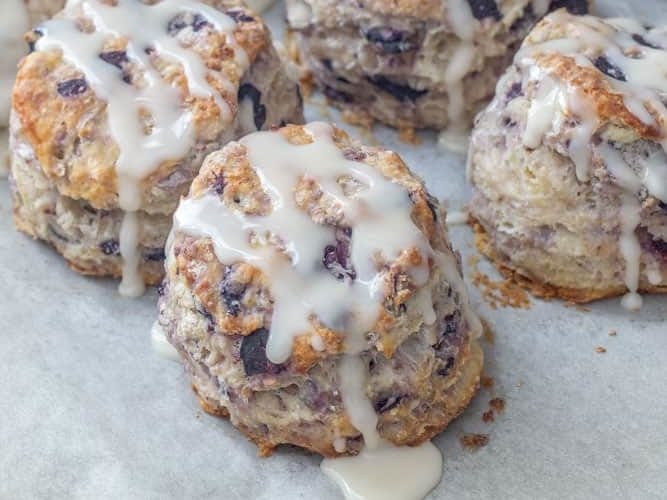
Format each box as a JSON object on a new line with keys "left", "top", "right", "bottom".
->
{"left": 461, "top": 433, "right": 489, "bottom": 450}
{"left": 471, "top": 268, "right": 531, "bottom": 309}
{"left": 398, "top": 125, "right": 422, "bottom": 145}
{"left": 480, "top": 375, "right": 494, "bottom": 390}
{"left": 482, "top": 410, "right": 495, "bottom": 423}
{"left": 608, "top": 329, "right": 617, "bottom": 337}
{"left": 595, "top": 346, "right": 607, "bottom": 354}
{"left": 483, "top": 327, "right": 495, "bottom": 345}
{"left": 489, "top": 398, "right": 506, "bottom": 412}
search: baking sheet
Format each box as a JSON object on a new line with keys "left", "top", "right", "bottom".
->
{"left": 1, "top": 2, "right": 666, "bottom": 499}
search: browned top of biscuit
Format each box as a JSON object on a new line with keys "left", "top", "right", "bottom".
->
{"left": 12, "top": 0, "right": 268, "bottom": 209}
{"left": 520, "top": 10, "right": 667, "bottom": 142}
{"left": 171, "top": 123, "right": 449, "bottom": 369}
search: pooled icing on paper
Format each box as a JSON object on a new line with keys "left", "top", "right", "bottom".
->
{"left": 35, "top": 0, "right": 246, "bottom": 296}
{"left": 171, "top": 122, "right": 481, "bottom": 499}
{"left": 516, "top": 11, "right": 667, "bottom": 309}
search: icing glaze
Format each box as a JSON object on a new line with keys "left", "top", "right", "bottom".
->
{"left": 35, "top": 0, "right": 245, "bottom": 296}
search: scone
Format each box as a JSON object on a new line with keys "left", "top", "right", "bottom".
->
{"left": 468, "top": 10, "right": 667, "bottom": 308}
{"left": 9, "top": 0, "right": 303, "bottom": 295}
{"left": 157, "top": 122, "right": 483, "bottom": 457}
{"left": 1, "top": 0, "right": 66, "bottom": 174}
{"left": 285, "top": 0, "right": 590, "bottom": 138}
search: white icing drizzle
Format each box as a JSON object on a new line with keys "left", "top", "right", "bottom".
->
{"left": 1, "top": 0, "right": 31, "bottom": 127}
{"left": 35, "top": 0, "right": 245, "bottom": 296}
{"left": 151, "top": 320, "right": 180, "bottom": 361}
{"left": 170, "top": 123, "right": 480, "bottom": 499}
{"left": 515, "top": 11, "right": 667, "bottom": 308}
{"left": 438, "top": 0, "right": 478, "bottom": 152}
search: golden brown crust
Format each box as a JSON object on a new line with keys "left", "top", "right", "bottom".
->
{"left": 13, "top": 0, "right": 269, "bottom": 209}
{"left": 471, "top": 218, "right": 667, "bottom": 303}
{"left": 533, "top": 54, "right": 663, "bottom": 141}
{"left": 197, "top": 339, "right": 484, "bottom": 457}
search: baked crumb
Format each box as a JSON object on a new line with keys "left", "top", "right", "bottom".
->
{"left": 608, "top": 329, "right": 617, "bottom": 336}
{"left": 471, "top": 268, "right": 531, "bottom": 309}
{"left": 480, "top": 374, "right": 494, "bottom": 390}
{"left": 595, "top": 346, "right": 607, "bottom": 354}
{"left": 461, "top": 433, "right": 489, "bottom": 450}
{"left": 397, "top": 125, "right": 422, "bottom": 145}
{"left": 482, "top": 410, "right": 495, "bottom": 423}
{"left": 489, "top": 397, "right": 505, "bottom": 412}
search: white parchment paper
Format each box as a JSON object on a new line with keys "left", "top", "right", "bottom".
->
{"left": 1, "top": 2, "right": 666, "bottom": 498}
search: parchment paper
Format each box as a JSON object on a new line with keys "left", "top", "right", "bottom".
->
{"left": 1, "top": 2, "right": 666, "bottom": 498}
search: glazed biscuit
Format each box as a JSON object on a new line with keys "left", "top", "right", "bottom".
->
{"left": 468, "top": 10, "right": 667, "bottom": 308}
{"left": 10, "top": 0, "right": 303, "bottom": 294}
{"left": 158, "top": 122, "right": 483, "bottom": 457}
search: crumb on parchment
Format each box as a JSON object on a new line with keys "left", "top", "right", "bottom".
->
{"left": 595, "top": 346, "right": 607, "bottom": 354}
{"left": 461, "top": 433, "right": 489, "bottom": 450}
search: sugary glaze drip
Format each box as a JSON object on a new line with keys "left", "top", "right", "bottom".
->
{"left": 439, "top": 0, "right": 479, "bottom": 152}
{"left": 171, "top": 123, "right": 480, "bottom": 499}
{"left": 35, "top": 0, "right": 246, "bottom": 296}
{"left": 515, "top": 11, "right": 667, "bottom": 309}
{"left": 1, "top": 0, "right": 31, "bottom": 129}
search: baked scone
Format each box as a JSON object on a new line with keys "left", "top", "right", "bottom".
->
{"left": 157, "top": 122, "right": 483, "bottom": 457}
{"left": 1, "top": 0, "right": 66, "bottom": 174}
{"left": 468, "top": 10, "right": 667, "bottom": 308}
{"left": 285, "top": 0, "right": 590, "bottom": 140}
{"left": 10, "top": 0, "right": 303, "bottom": 295}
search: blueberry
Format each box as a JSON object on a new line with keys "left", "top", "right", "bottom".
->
{"left": 506, "top": 82, "right": 523, "bottom": 101}
{"left": 240, "top": 328, "right": 283, "bottom": 376}
{"left": 157, "top": 281, "right": 167, "bottom": 297}
{"left": 28, "top": 29, "right": 42, "bottom": 53}
{"left": 548, "top": 0, "right": 589, "bottom": 15}
{"left": 167, "top": 13, "right": 210, "bottom": 35}
{"left": 343, "top": 148, "right": 367, "bottom": 162}
{"left": 363, "top": 26, "right": 417, "bottom": 54}
{"left": 366, "top": 75, "right": 427, "bottom": 102}
{"left": 467, "top": 0, "right": 502, "bottom": 21}
{"left": 192, "top": 14, "right": 211, "bottom": 32}
{"left": 633, "top": 34, "right": 662, "bottom": 50}
{"left": 212, "top": 173, "right": 226, "bottom": 195}
{"left": 593, "top": 56, "right": 626, "bottom": 81}
{"left": 57, "top": 78, "right": 88, "bottom": 98}
{"left": 437, "top": 356, "right": 456, "bottom": 377}
{"left": 323, "top": 227, "right": 356, "bottom": 281}
{"left": 226, "top": 9, "right": 254, "bottom": 23}
{"left": 144, "top": 247, "right": 166, "bottom": 262}
{"left": 323, "top": 85, "right": 353, "bottom": 103}
{"left": 220, "top": 266, "right": 245, "bottom": 316}
{"left": 509, "top": 4, "right": 536, "bottom": 33}
{"left": 99, "top": 50, "right": 128, "bottom": 69}
{"left": 100, "top": 239, "right": 120, "bottom": 256}
{"left": 373, "top": 394, "right": 405, "bottom": 413}
{"left": 238, "top": 83, "right": 266, "bottom": 130}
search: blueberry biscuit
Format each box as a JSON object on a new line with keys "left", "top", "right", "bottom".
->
{"left": 468, "top": 10, "right": 667, "bottom": 308}
{"left": 10, "top": 0, "right": 303, "bottom": 295}
{"left": 158, "top": 122, "right": 483, "bottom": 457}
{"left": 286, "top": 0, "right": 589, "bottom": 141}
